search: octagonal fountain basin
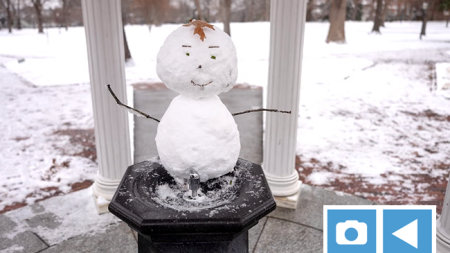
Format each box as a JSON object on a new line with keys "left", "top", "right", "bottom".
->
{"left": 109, "top": 157, "right": 276, "bottom": 253}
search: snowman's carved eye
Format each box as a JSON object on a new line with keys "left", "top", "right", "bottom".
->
{"left": 211, "top": 55, "right": 216, "bottom": 60}
{"left": 186, "top": 53, "right": 190, "bottom": 56}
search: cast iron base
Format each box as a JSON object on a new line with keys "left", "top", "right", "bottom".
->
{"left": 138, "top": 231, "right": 248, "bottom": 253}
{"left": 109, "top": 158, "right": 276, "bottom": 253}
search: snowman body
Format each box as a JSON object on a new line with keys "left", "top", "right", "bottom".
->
{"left": 156, "top": 95, "right": 240, "bottom": 182}
{"left": 155, "top": 20, "right": 240, "bottom": 182}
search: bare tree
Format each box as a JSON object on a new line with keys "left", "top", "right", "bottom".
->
{"left": 244, "top": 0, "right": 254, "bottom": 21}
{"left": 306, "top": 0, "right": 315, "bottom": 21}
{"left": 194, "top": 0, "right": 203, "bottom": 20}
{"left": 61, "top": 0, "right": 70, "bottom": 30}
{"left": 202, "top": 0, "right": 213, "bottom": 21}
{"left": 0, "top": 0, "right": 14, "bottom": 33}
{"left": 123, "top": 26, "right": 132, "bottom": 61}
{"left": 439, "top": 0, "right": 450, "bottom": 27}
{"left": 220, "top": 0, "right": 231, "bottom": 36}
{"left": 121, "top": 0, "right": 132, "bottom": 61}
{"left": 372, "top": 0, "right": 383, "bottom": 33}
{"left": 31, "top": 0, "right": 45, "bottom": 33}
{"left": 133, "top": 0, "right": 170, "bottom": 29}
{"left": 380, "top": 0, "right": 391, "bottom": 27}
{"left": 15, "top": 0, "right": 21, "bottom": 29}
{"left": 264, "top": 0, "right": 270, "bottom": 21}
{"left": 326, "top": 0, "right": 346, "bottom": 43}
{"left": 420, "top": 1, "right": 429, "bottom": 39}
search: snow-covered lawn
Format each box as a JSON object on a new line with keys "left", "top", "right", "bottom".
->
{"left": 0, "top": 21, "right": 449, "bottom": 213}
{"left": 0, "top": 63, "right": 96, "bottom": 212}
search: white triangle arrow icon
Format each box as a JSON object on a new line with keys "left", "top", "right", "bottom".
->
{"left": 392, "top": 219, "right": 418, "bottom": 248}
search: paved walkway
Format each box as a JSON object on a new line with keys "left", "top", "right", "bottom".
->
{"left": 0, "top": 85, "right": 374, "bottom": 253}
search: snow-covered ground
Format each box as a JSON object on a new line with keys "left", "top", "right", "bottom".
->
{"left": 0, "top": 21, "right": 449, "bottom": 212}
{"left": 0, "top": 60, "right": 97, "bottom": 212}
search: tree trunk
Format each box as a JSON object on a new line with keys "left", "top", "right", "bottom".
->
{"left": 380, "top": 0, "right": 388, "bottom": 27}
{"left": 420, "top": 7, "right": 428, "bottom": 39}
{"left": 16, "top": 0, "right": 21, "bottom": 30}
{"left": 121, "top": 7, "right": 131, "bottom": 61}
{"left": 396, "top": 0, "right": 403, "bottom": 22}
{"left": 6, "top": 0, "right": 13, "bottom": 33}
{"left": 32, "top": 0, "right": 44, "bottom": 33}
{"left": 221, "top": 0, "right": 232, "bottom": 36}
{"left": 372, "top": 0, "right": 383, "bottom": 33}
{"left": 123, "top": 26, "right": 132, "bottom": 61}
{"left": 245, "top": 0, "right": 254, "bottom": 22}
{"left": 430, "top": 0, "right": 436, "bottom": 20}
{"left": 326, "top": 0, "right": 346, "bottom": 43}
{"left": 264, "top": 0, "right": 270, "bottom": 21}
{"left": 62, "top": 0, "right": 70, "bottom": 31}
{"left": 194, "top": 0, "right": 203, "bottom": 20}
{"left": 306, "top": 0, "right": 314, "bottom": 21}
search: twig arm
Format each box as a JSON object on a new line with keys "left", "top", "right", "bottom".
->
{"left": 106, "top": 84, "right": 160, "bottom": 123}
{"left": 232, "top": 108, "right": 291, "bottom": 117}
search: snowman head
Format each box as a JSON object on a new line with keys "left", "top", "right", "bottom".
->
{"left": 157, "top": 20, "right": 238, "bottom": 99}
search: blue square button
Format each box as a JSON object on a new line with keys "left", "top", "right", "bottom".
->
{"left": 383, "top": 210, "right": 432, "bottom": 253}
{"left": 327, "top": 209, "right": 376, "bottom": 253}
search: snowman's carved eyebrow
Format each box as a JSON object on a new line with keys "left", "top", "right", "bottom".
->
{"left": 209, "top": 46, "right": 219, "bottom": 48}
{"left": 182, "top": 45, "right": 191, "bottom": 47}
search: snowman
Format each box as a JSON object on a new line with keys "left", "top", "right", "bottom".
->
{"left": 107, "top": 20, "right": 289, "bottom": 184}
{"left": 155, "top": 20, "right": 240, "bottom": 183}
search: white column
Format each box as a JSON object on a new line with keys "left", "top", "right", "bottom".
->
{"left": 81, "top": 0, "right": 131, "bottom": 213}
{"left": 263, "top": 0, "right": 306, "bottom": 198}
{"left": 437, "top": 178, "right": 450, "bottom": 252}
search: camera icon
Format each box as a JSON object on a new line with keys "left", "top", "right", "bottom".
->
{"left": 336, "top": 220, "right": 367, "bottom": 245}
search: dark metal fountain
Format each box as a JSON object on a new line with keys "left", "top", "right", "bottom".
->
{"left": 109, "top": 157, "right": 276, "bottom": 253}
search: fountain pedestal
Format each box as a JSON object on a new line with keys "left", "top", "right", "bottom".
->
{"left": 109, "top": 158, "right": 276, "bottom": 253}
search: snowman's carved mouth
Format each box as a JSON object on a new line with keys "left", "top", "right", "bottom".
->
{"left": 191, "top": 80, "right": 213, "bottom": 90}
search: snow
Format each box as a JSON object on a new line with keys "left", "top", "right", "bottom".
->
{"left": 1, "top": 245, "right": 24, "bottom": 253}
{"left": 436, "top": 62, "right": 450, "bottom": 98}
{"left": 155, "top": 22, "right": 240, "bottom": 181}
{"left": 0, "top": 21, "right": 449, "bottom": 210}
{"left": 0, "top": 63, "right": 96, "bottom": 212}
{"left": 146, "top": 158, "right": 259, "bottom": 214}
{"left": 307, "top": 171, "right": 335, "bottom": 185}
{"left": 156, "top": 21, "right": 238, "bottom": 99}
{"left": 156, "top": 95, "right": 240, "bottom": 182}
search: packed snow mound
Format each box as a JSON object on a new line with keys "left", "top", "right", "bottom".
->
{"left": 156, "top": 22, "right": 238, "bottom": 99}
{"left": 156, "top": 95, "right": 240, "bottom": 182}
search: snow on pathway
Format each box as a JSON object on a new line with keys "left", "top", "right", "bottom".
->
{"left": 0, "top": 61, "right": 96, "bottom": 212}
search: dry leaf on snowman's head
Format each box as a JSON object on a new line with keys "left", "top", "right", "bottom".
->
{"left": 183, "top": 19, "right": 215, "bottom": 42}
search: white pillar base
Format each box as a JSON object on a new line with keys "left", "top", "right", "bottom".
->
{"left": 437, "top": 218, "right": 450, "bottom": 252}
{"left": 92, "top": 174, "right": 121, "bottom": 214}
{"left": 273, "top": 182, "right": 302, "bottom": 209}
{"left": 265, "top": 170, "right": 302, "bottom": 197}
{"left": 92, "top": 173, "right": 121, "bottom": 200}
{"left": 92, "top": 190, "right": 110, "bottom": 214}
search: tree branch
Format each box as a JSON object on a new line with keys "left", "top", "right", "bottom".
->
{"left": 106, "top": 84, "right": 160, "bottom": 123}
{"left": 232, "top": 108, "right": 291, "bottom": 117}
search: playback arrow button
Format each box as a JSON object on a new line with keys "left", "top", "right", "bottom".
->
{"left": 392, "top": 219, "right": 418, "bottom": 248}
